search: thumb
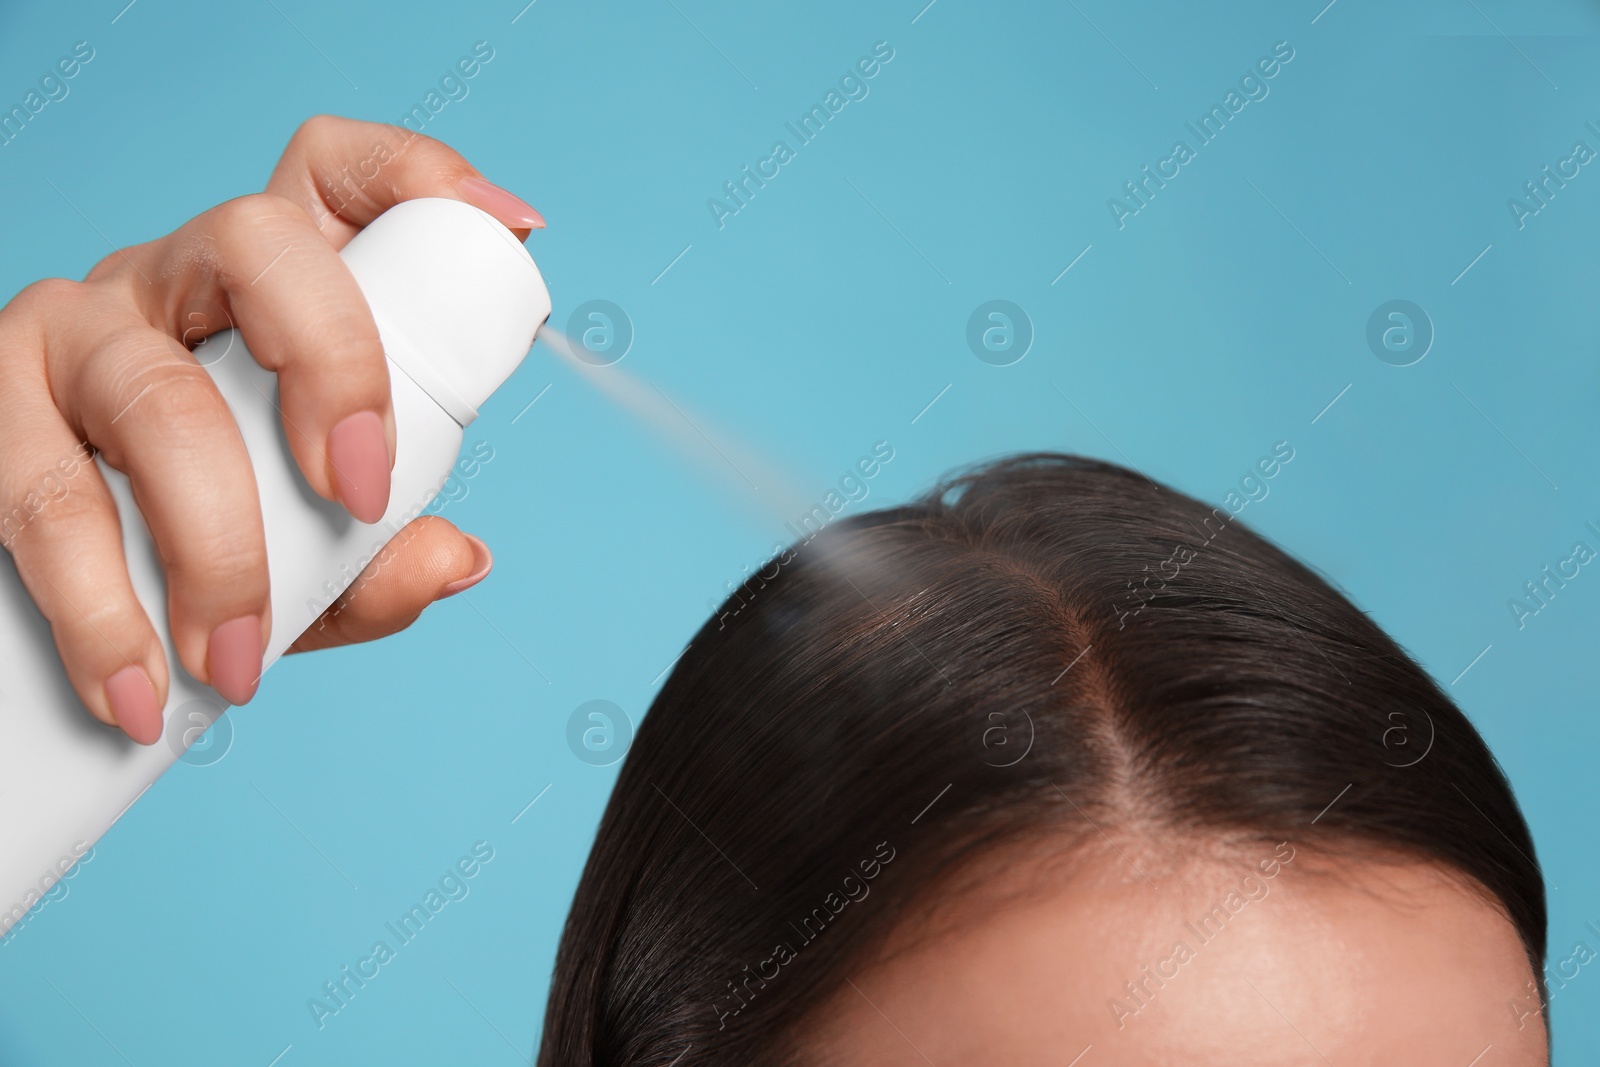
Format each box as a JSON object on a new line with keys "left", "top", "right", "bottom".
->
{"left": 287, "top": 515, "right": 492, "bottom": 653}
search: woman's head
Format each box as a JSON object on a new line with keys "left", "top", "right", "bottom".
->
{"left": 539, "top": 453, "right": 1547, "bottom": 1065}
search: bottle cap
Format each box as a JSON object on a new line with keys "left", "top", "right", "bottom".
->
{"left": 339, "top": 197, "right": 551, "bottom": 426}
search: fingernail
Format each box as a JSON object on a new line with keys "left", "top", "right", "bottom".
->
{"left": 106, "top": 665, "right": 162, "bottom": 746}
{"left": 209, "top": 615, "right": 263, "bottom": 706}
{"left": 441, "top": 534, "right": 493, "bottom": 598}
{"left": 328, "top": 410, "right": 391, "bottom": 524}
{"left": 456, "top": 176, "right": 546, "bottom": 230}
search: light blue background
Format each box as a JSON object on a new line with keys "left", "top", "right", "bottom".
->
{"left": 1, "top": 0, "right": 1597, "bottom": 1061}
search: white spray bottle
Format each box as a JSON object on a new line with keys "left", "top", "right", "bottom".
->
{"left": 0, "top": 197, "right": 550, "bottom": 937}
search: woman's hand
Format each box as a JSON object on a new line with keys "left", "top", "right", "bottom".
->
{"left": 0, "top": 115, "right": 544, "bottom": 745}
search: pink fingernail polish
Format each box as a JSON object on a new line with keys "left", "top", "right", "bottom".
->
{"left": 455, "top": 176, "right": 546, "bottom": 230}
{"left": 106, "top": 665, "right": 162, "bottom": 746}
{"left": 329, "top": 410, "right": 392, "bottom": 524}
{"left": 209, "top": 616, "right": 263, "bottom": 706}
{"left": 441, "top": 534, "right": 493, "bottom": 597}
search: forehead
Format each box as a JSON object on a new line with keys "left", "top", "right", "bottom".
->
{"left": 799, "top": 840, "right": 1546, "bottom": 1067}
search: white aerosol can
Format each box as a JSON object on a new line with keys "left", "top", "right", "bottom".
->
{"left": 0, "top": 197, "right": 550, "bottom": 937}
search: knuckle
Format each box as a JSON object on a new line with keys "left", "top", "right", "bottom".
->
{"left": 127, "top": 363, "right": 227, "bottom": 432}
{"left": 210, "top": 191, "right": 302, "bottom": 237}
{"left": 404, "top": 136, "right": 472, "bottom": 181}
{"left": 21, "top": 480, "right": 104, "bottom": 542}
{"left": 19, "top": 276, "right": 82, "bottom": 306}
{"left": 65, "top": 591, "right": 136, "bottom": 641}
{"left": 85, "top": 242, "right": 155, "bottom": 285}
{"left": 317, "top": 303, "right": 387, "bottom": 369}
{"left": 87, "top": 332, "right": 221, "bottom": 434}
{"left": 292, "top": 113, "right": 346, "bottom": 147}
{"left": 0, "top": 281, "right": 67, "bottom": 374}
{"left": 207, "top": 193, "right": 309, "bottom": 288}
{"left": 8, "top": 277, "right": 83, "bottom": 324}
{"left": 173, "top": 525, "right": 268, "bottom": 598}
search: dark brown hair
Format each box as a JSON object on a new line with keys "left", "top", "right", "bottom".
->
{"left": 537, "top": 453, "right": 1546, "bottom": 1065}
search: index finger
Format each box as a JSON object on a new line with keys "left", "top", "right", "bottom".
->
{"left": 264, "top": 115, "right": 545, "bottom": 247}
